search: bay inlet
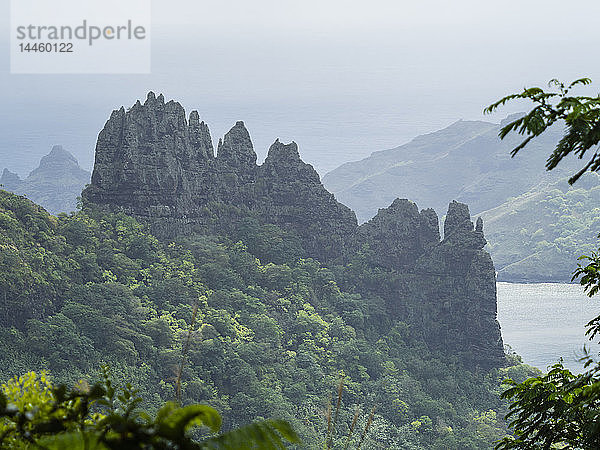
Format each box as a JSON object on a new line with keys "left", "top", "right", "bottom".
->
{"left": 497, "top": 282, "right": 600, "bottom": 374}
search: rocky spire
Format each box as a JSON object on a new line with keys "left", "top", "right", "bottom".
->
{"left": 257, "top": 139, "right": 357, "bottom": 261}
{"left": 217, "top": 121, "right": 257, "bottom": 167}
{"left": 476, "top": 216, "right": 483, "bottom": 232}
{"left": 261, "top": 139, "right": 320, "bottom": 183}
{"left": 419, "top": 208, "right": 441, "bottom": 250}
{"left": 411, "top": 200, "right": 503, "bottom": 368}
{"left": 188, "top": 111, "right": 214, "bottom": 160}
{"left": 442, "top": 201, "right": 486, "bottom": 251}
{"left": 354, "top": 199, "right": 427, "bottom": 269}
{"left": 444, "top": 200, "right": 473, "bottom": 238}
{"left": 265, "top": 139, "right": 301, "bottom": 161}
{"left": 84, "top": 92, "right": 215, "bottom": 215}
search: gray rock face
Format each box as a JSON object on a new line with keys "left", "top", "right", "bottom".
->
{"left": 413, "top": 202, "right": 504, "bottom": 367}
{"left": 444, "top": 200, "right": 474, "bottom": 238}
{"left": 217, "top": 121, "right": 256, "bottom": 167}
{"left": 257, "top": 140, "right": 357, "bottom": 259}
{"left": 87, "top": 93, "right": 215, "bottom": 217}
{"left": 83, "top": 93, "right": 357, "bottom": 261}
{"left": 354, "top": 199, "right": 433, "bottom": 269}
{"left": 348, "top": 199, "right": 504, "bottom": 367}
{"left": 420, "top": 208, "right": 441, "bottom": 250}
{"left": 475, "top": 216, "right": 484, "bottom": 232}
{"left": 83, "top": 93, "right": 505, "bottom": 367}
{"left": 2, "top": 146, "right": 90, "bottom": 214}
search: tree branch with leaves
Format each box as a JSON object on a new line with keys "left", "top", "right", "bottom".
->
{"left": 487, "top": 78, "right": 600, "bottom": 449}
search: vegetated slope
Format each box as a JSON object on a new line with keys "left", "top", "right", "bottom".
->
{"left": 0, "top": 92, "right": 535, "bottom": 447}
{"left": 80, "top": 93, "right": 506, "bottom": 368}
{"left": 0, "top": 191, "right": 535, "bottom": 448}
{"left": 322, "top": 116, "right": 576, "bottom": 223}
{"left": 1, "top": 145, "right": 90, "bottom": 214}
{"left": 479, "top": 173, "right": 600, "bottom": 282}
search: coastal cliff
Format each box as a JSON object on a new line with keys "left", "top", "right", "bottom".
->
{"left": 82, "top": 92, "right": 505, "bottom": 367}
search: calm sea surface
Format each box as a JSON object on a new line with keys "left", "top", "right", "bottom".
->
{"left": 497, "top": 282, "right": 600, "bottom": 373}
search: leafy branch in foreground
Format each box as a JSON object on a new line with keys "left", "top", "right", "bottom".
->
{"left": 0, "top": 369, "right": 299, "bottom": 449}
{"left": 495, "top": 362, "right": 600, "bottom": 449}
{"left": 484, "top": 78, "right": 600, "bottom": 184}
{"left": 488, "top": 78, "right": 600, "bottom": 449}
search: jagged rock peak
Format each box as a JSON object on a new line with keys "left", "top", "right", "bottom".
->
{"left": 144, "top": 91, "right": 165, "bottom": 105}
{"left": 136, "top": 92, "right": 186, "bottom": 123}
{"left": 42, "top": 145, "right": 78, "bottom": 165}
{"left": 444, "top": 200, "right": 473, "bottom": 238}
{"left": 84, "top": 93, "right": 216, "bottom": 212}
{"left": 354, "top": 198, "right": 436, "bottom": 270}
{"left": 217, "top": 121, "right": 257, "bottom": 166}
{"left": 265, "top": 139, "right": 301, "bottom": 162}
{"left": 261, "top": 139, "right": 321, "bottom": 184}
{"left": 476, "top": 217, "right": 483, "bottom": 232}
{"left": 189, "top": 110, "right": 200, "bottom": 126}
{"left": 388, "top": 198, "right": 419, "bottom": 214}
{"left": 188, "top": 111, "right": 214, "bottom": 159}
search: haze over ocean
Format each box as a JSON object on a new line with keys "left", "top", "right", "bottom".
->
{"left": 2, "top": 0, "right": 600, "bottom": 177}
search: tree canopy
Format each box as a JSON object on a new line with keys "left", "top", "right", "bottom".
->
{"left": 487, "top": 79, "right": 600, "bottom": 449}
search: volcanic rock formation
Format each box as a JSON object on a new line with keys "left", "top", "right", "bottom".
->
{"left": 82, "top": 93, "right": 505, "bottom": 367}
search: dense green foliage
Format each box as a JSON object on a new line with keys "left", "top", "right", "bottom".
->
{"left": 497, "top": 362, "right": 600, "bottom": 449}
{"left": 0, "top": 369, "right": 299, "bottom": 449}
{"left": 487, "top": 79, "right": 600, "bottom": 449}
{"left": 480, "top": 173, "right": 600, "bottom": 281}
{"left": 0, "top": 190, "right": 534, "bottom": 448}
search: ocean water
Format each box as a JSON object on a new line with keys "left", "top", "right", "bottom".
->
{"left": 497, "top": 282, "right": 600, "bottom": 374}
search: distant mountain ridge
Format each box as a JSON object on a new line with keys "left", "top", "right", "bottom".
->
{"left": 323, "top": 117, "right": 577, "bottom": 222}
{"left": 1, "top": 145, "right": 90, "bottom": 214}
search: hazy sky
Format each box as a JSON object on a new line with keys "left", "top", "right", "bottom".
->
{"left": 2, "top": 0, "right": 600, "bottom": 175}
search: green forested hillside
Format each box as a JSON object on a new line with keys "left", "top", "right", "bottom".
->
{"left": 479, "top": 173, "right": 600, "bottom": 282}
{"left": 0, "top": 190, "right": 535, "bottom": 448}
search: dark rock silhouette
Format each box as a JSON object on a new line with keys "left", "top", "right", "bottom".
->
{"left": 83, "top": 93, "right": 357, "bottom": 261}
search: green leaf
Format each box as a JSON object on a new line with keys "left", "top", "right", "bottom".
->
{"left": 157, "top": 403, "right": 222, "bottom": 438}
{"left": 36, "top": 432, "right": 105, "bottom": 450}
{"left": 202, "top": 419, "right": 300, "bottom": 449}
